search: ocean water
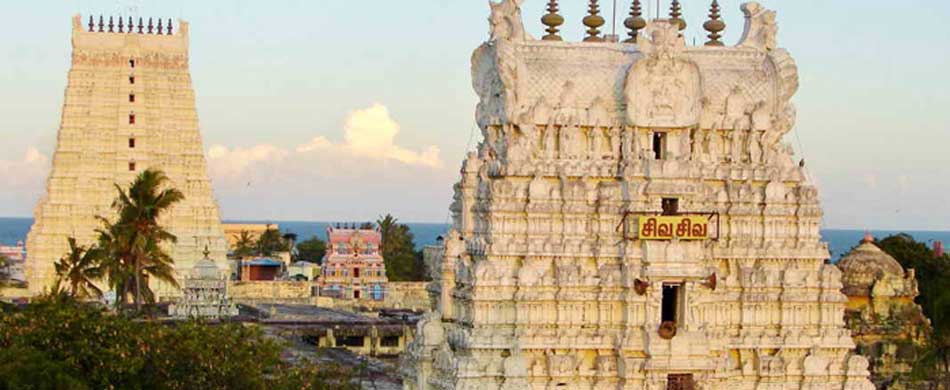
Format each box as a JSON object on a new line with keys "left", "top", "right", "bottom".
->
{"left": 2, "top": 217, "right": 947, "bottom": 262}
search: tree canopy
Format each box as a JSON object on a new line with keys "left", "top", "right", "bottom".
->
{"left": 0, "top": 295, "right": 358, "bottom": 389}
{"left": 295, "top": 236, "right": 327, "bottom": 264}
{"left": 876, "top": 234, "right": 950, "bottom": 376}
{"left": 377, "top": 214, "right": 427, "bottom": 282}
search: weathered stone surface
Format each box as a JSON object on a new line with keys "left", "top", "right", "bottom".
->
{"left": 839, "top": 237, "right": 930, "bottom": 389}
{"left": 24, "top": 15, "right": 228, "bottom": 299}
{"left": 402, "top": 2, "right": 874, "bottom": 390}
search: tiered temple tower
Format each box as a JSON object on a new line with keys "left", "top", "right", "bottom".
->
{"left": 403, "top": 1, "right": 875, "bottom": 390}
{"left": 23, "top": 15, "right": 228, "bottom": 298}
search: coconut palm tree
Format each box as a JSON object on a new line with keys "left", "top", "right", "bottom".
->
{"left": 233, "top": 230, "right": 256, "bottom": 258}
{"left": 102, "top": 168, "right": 184, "bottom": 311}
{"left": 53, "top": 237, "right": 104, "bottom": 299}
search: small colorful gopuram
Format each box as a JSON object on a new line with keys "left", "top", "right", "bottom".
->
{"left": 402, "top": 1, "right": 875, "bottom": 389}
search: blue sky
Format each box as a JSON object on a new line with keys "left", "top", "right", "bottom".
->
{"left": 1, "top": 1, "right": 949, "bottom": 230}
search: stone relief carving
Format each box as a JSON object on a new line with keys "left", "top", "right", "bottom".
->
{"left": 625, "top": 21, "right": 702, "bottom": 128}
{"left": 738, "top": 2, "right": 778, "bottom": 51}
{"left": 488, "top": 0, "right": 529, "bottom": 42}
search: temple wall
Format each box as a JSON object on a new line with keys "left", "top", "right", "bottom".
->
{"left": 25, "top": 15, "right": 228, "bottom": 299}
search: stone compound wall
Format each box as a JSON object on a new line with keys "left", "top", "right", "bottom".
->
{"left": 228, "top": 281, "right": 312, "bottom": 304}
{"left": 24, "top": 15, "right": 228, "bottom": 299}
{"left": 402, "top": 2, "right": 875, "bottom": 390}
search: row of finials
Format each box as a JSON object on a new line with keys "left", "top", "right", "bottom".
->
{"left": 86, "top": 16, "right": 174, "bottom": 36}
{"left": 542, "top": 0, "right": 726, "bottom": 46}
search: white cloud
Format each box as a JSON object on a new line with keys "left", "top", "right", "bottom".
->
{"left": 208, "top": 103, "right": 442, "bottom": 181}
{"left": 207, "top": 144, "right": 289, "bottom": 179}
{"left": 339, "top": 104, "right": 441, "bottom": 167}
{"left": 0, "top": 147, "right": 51, "bottom": 215}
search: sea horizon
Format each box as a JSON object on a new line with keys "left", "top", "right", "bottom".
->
{"left": 2, "top": 216, "right": 947, "bottom": 262}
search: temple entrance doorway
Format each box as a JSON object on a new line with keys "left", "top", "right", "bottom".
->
{"left": 667, "top": 374, "right": 694, "bottom": 390}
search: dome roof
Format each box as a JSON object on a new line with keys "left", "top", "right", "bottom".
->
{"left": 837, "top": 236, "right": 905, "bottom": 296}
{"left": 192, "top": 258, "right": 222, "bottom": 280}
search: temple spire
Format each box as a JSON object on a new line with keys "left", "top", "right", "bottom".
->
{"left": 541, "top": 0, "right": 564, "bottom": 41}
{"left": 703, "top": 0, "right": 725, "bottom": 46}
{"left": 670, "top": 0, "right": 686, "bottom": 33}
{"left": 583, "top": 0, "right": 605, "bottom": 42}
{"left": 624, "top": 0, "right": 646, "bottom": 43}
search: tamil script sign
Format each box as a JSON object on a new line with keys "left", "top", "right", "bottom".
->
{"left": 637, "top": 216, "right": 710, "bottom": 240}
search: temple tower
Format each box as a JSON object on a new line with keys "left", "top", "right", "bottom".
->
{"left": 403, "top": 2, "right": 875, "bottom": 390}
{"left": 23, "top": 15, "right": 228, "bottom": 298}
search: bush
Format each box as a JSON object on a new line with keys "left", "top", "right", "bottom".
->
{"left": 0, "top": 296, "right": 358, "bottom": 390}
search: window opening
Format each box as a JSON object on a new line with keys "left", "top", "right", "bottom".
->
{"left": 129, "top": 75, "right": 135, "bottom": 84}
{"left": 129, "top": 113, "right": 135, "bottom": 125}
{"left": 128, "top": 162, "right": 136, "bottom": 171}
{"left": 353, "top": 290, "right": 361, "bottom": 299}
{"left": 128, "top": 138, "right": 135, "bottom": 148}
{"left": 129, "top": 93, "right": 135, "bottom": 103}
{"left": 661, "top": 284, "right": 681, "bottom": 324}
{"left": 662, "top": 198, "right": 680, "bottom": 216}
{"left": 667, "top": 374, "right": 695, "bottom": 390}
{"left": 129, "top": 59, "right": 135, "bottom": 68}
{"left": 380, "top": 336, "right": 400, "bottom": 347}
{"left": 653, "top": 132, "right": 666, "bottom": 160}
{"left": 353, "top": 268, "right": 360, "bottom": 278}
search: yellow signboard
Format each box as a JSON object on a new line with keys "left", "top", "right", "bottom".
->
{"left": 637, "top": 216, "right": 710, "bottom": 240}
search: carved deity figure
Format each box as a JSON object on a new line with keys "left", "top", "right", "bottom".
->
{"left": 625, "top": 21, "right": 701, "bottom": 128}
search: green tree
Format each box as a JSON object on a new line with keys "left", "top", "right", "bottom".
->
{"left": 52, "top": 237, "right": 104, "bottom": 300}
{"left": 377, "top": 214, "right": 426, "bottom": 281}
{"left": 100, "top": 168, "right": 184, "bottom": 311}
{"left": 296, "top": 236, "right": 327, "bottom": 264}
{"left": 0, "top": 296, "right": 359, "bottom": 389}
{"left": 233, "top": 230, "right": 257, "bottom": 258}
{"left": 257, "top": 224, "right": 288, "bottom": 257}
{"left": 877, "top": 234, "right": 950, "bottom": 375}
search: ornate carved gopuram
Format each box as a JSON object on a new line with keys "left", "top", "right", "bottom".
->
{"left": 23, "top": 15, "right": 228, "bottom": 299}
{"left": 402, "top": 1, "right": 875, "bottom": 390}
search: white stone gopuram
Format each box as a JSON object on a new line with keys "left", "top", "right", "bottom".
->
{"left": 24, "top": 15, "right": 228, "bottom": 299}
{"left": 402, "top": 2, "right": 875, "bottom": 390}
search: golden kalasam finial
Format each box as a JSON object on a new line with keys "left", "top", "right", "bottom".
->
{"left": 541, "top": 0, "right": 564, "bottom": 41}
{"left": 108, "top": 16, "right": 114, "bottom": 33}
{"left": 703, "top": 0, "right": 726, "bottom": 46}
{"left": 624, "top": 0, "right": 647, "bottom": 43}
{"left": 98, "top": 15, "right": 104, "bottom": 32}
{"left": 118, "top": 16, "right": 124, "bottom": 33}
{"left": 147, "top": 17, "right": 154, "bottom": 34}
{"left": 157, "top": 18, "right": 164, "bottom": 35}
{"left": 670, "top": 0, "right": 686, "bottom": 32}
{"left": 583, "top": 0, "right": 606, "bottom": 42}
{"left": 128, "top": 17, "right": 134, "bottom": 34}
{"left": 87, "top": 15, "right": 94, "bottom": 32}
{"left": 167, "top": 18, "right": 173, "bottom": 35}
{"left": 137, "top": 17, "right": 144, "bottom": 34}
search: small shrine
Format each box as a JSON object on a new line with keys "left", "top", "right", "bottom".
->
{"left": 838, "top": 234, "right": 930, "bottom": 389}
{"left": 169, "top": 247, "right": 239, "bottom": 319}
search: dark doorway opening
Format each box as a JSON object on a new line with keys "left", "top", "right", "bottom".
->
{"left": 662, "top": 284, "right": 681, "bottom": 323}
